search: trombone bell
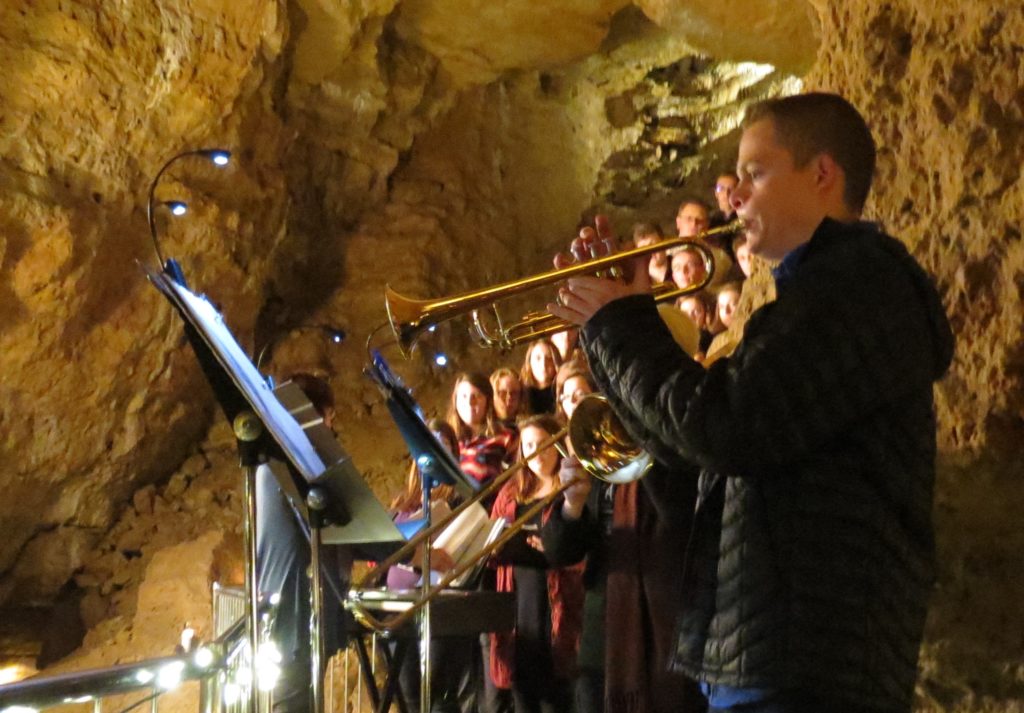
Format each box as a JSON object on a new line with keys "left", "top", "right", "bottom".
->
{"left": 569, "top": 394, "right": 653, "bottom": 484}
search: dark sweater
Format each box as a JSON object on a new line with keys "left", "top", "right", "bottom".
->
{"left": 580, "top": 218, "right": 954, "bottom": 713}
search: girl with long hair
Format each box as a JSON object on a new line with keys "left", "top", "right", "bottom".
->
{"left": 446, "top": 371, "right": 516, "bottom": 505}
{"left": 386, "top": 418, "right": 476, "bottom": 713}
{"left": 519, "top": 339, "right": 561, "bottom": 415}
{"left": 489, "top": 414, "right": 583, "bottom": 713}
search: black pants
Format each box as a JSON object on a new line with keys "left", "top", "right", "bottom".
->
{"left": 398, "top": 636, "right": 478, "bottom": 713}
{"left": 480, "top": 634, "right": 514, "bottom": 713}
{"left": 511, "top": 677, "right": 573, "bottom": 713}
{"left": 575, "top": 668, "right": 604, "bottom": 713}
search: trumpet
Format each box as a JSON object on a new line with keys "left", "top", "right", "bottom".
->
{"left": 471, "top": 280, "right": 698, "bottom": 350}
{"left": 347, "top": 394, "right": 650, "bottom": 633}
{"left": 385, "top": 220, "right": 743, "bottom": 356}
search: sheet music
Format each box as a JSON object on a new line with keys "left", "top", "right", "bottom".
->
{"left": 152, "top": 272, "right": 326, "bottom": 481}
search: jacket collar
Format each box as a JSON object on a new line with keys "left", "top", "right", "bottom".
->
{"left": 771, "top": 217, "right": 880, "bottom": 290}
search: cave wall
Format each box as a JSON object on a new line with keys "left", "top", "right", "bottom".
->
{"left": 1, "top": 0, "right": 1022, "bottom": 710}
{"left": 0, "top": 0, "right": 295, "bottom": 606}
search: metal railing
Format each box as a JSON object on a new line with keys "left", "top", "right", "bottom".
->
{"left": 0, "top": 589, "right": 251, "bottom": 713}
{"left": 0, "top": 585, "right": 396, "bottom": 713}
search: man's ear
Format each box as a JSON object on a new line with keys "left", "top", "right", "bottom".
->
{"left": 814, "top": 153, "right": 843, "bottom": 197}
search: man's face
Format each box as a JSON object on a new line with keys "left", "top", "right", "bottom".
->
{"left": 676, "top": 203, "right": 709, "bottom": 237}
{"left": 714, "top": 175, "right": 738, "bottom": 213}
{"left": 732, "top": 118, "right": 824, "bottom": 260}
{"left": 671, "top": 250, "right": 707, "bottom": 289}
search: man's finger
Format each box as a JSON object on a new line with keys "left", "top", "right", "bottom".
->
{"left": 548, "top": 298, "right": 588, "bottom": 326}
{"left": 553, "top": 250, "right": 574, "bottom": 269}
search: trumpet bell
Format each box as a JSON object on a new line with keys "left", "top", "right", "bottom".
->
{"left": 569, "top": 394, "right": 653, "bottom": 484}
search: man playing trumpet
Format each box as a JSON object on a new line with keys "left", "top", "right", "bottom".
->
{"left": 550, "top": 93, "right": 954, "bottom": 713}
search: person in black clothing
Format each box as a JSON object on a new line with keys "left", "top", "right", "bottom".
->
{"left": 387, "top": 420, "right": 477, "bottom": 713}
{"left": 519, "top": 339, "right": 561, "bottom": 415}
{"left": 708, "top": 172, "right": 738, "bottom": 229}
{"left": 543, "top": 360, "right": 706, "bottom": 713}
{"left": 490, "top": 415, "right": 584, "bottom": 713}
{"left": 549, "top": 93, "right": 954, "bottom": 713}
{"left": 676, "top": 294, "right": 715, "bottom": 359}
{"left": 256, "top": 373, "right": 348, "bottom": 713}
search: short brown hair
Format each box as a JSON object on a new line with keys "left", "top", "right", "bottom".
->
{"left": 677, "top": 199, "right": 709, "bottom": 216}
{"left": 632, "top": 222, "right": 663, "bottom": 240}
{"left": 743, "top": 93, "right": 876, "bottom": 214}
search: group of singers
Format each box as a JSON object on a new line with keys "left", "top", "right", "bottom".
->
{"left": 265, "top": 92, "right": 955, "bottom": 713}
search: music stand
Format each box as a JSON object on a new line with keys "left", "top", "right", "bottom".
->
{"left": 365, "top": 352, "right": 479, "bottom": 713}
{"left": 148, "top": 265, "right": 403, "bottom": 713}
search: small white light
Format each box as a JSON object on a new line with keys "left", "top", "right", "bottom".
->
{"left": 180, "top": 625, "right": 196, "bottom": 651}
{"left": 209, "top": 151, "right": 231, "bottom": 167}
{"left": 0, "top": 665, "right": 35, "bottom": 686}
{"left": 235, "top": 665, "right": 253, "bottom": 687}
{"left": 331, "top": 333, "right": 343, "bottom": 343}
{"left": 428, "top": 325, "right": 437, "bottom": 333}
{"left": 193, "top": 646, "right": 215, "bottom": 669}
{"left": 3, "top": 706, "right": 39, "bottom": 713}
{"left": 269, "top": 592, "right": 281, "bottom": 606}
{"left": 169, "top": 201, "right": 188, "bottom": 217}
{"left": 416, "top": 455, "right": 431, "bottom": 469}
{"left": 156, "top": 661, "right": 185, "bottom": 690}
{"left": 135, "top": 669, "right": 154, "bottom": 684}
{"left": 254, "top": 641, "right": 283, "bottom": 691}
{"left": 434, "top": 354, "right": 448, "bottom": 367}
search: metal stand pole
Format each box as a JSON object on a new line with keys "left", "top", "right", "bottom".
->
{"left": 234, "top": 411, "right": 264, "bottom": 713}
{"left": 418, "top": 476, "right": 433, "bottom": 713}
{"left": 307, "top": 488, "right": 328, "bottom": 713}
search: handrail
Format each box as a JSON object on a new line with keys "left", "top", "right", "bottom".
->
{"left": 0, "top": 615, "right": 246, "bottom": 710}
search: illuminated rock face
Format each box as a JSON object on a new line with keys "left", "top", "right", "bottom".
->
{"left": 0, "top": 0, "right": 1021, "bottom": 708}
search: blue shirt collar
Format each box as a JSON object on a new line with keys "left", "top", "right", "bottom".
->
{"left": 770, "top": 240, "right": 812, "bottom": 289}
{"left": 770, "top": 217, "right": 880, "bottom": 289}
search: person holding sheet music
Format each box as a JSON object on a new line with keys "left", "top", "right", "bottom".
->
{"left": 387, "top": 419, "right": 477, "bottom": 713}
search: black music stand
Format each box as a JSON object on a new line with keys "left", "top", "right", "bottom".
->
{"left": 364, "top": 353, "right": 480, "bottom": 713}
{"left": 148, "top": 264, "right": 403, "bottom": 713}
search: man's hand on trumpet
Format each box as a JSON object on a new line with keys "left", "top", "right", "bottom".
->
{"left": 548, "top": 215, "right": 651, "bottom": 326}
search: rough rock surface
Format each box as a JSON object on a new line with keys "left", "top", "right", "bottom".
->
{"left": 0, "top": 1, "right": 1021, "bottom": 710}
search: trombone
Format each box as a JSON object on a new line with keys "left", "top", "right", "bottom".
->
{"left": 385, "top": 220, "right": 742, "bottom": 356}
{"left": 346, "top": 395, "right": 646, "bottom": 633}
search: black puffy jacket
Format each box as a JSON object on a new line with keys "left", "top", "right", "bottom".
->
{"left": 581, "top": 218, "right": 954, "bottom": 713}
